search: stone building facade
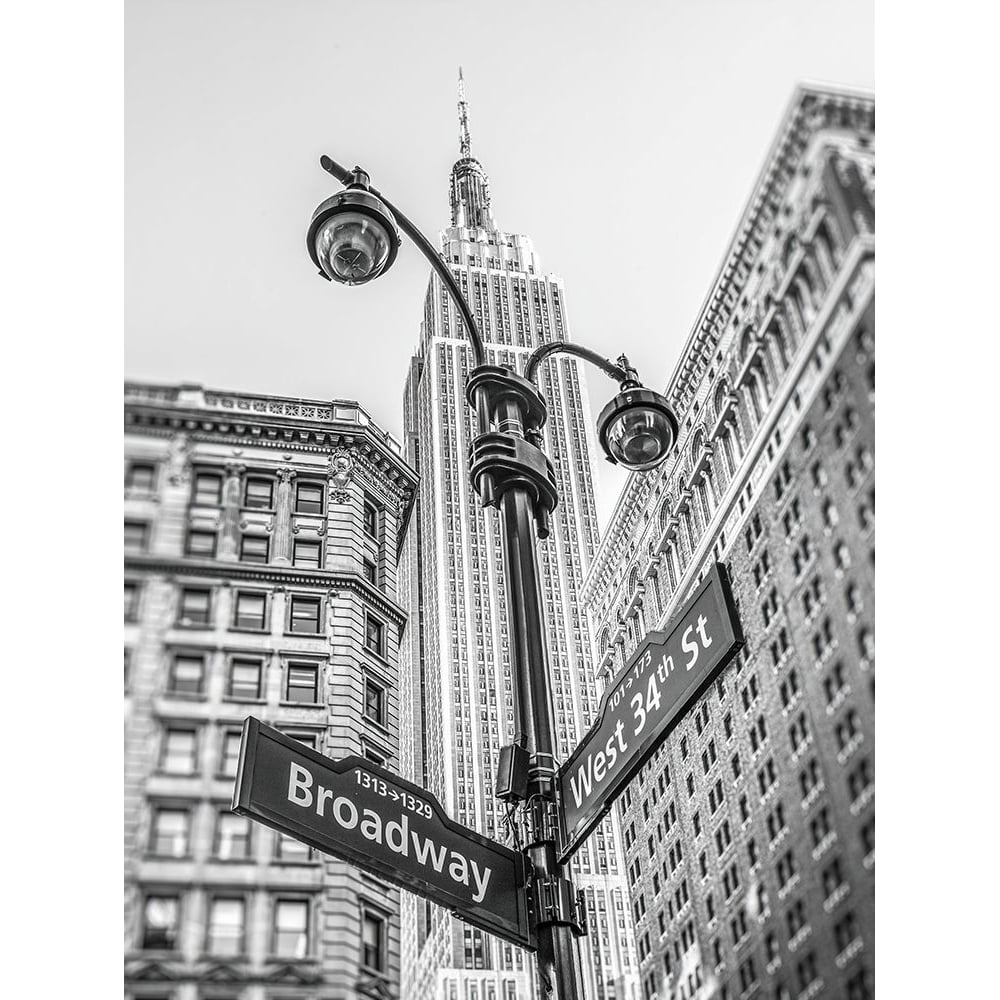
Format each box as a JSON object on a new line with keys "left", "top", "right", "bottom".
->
{"left": 124, "top": 382, "right": 417, "bottom": 1000}
{"left": 582, "top": 86, "right": 875, "bottom": 1000}
{"left": 398, "top": 73, "right": 638, "bottom": 1000}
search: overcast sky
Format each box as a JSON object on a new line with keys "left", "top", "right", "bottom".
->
{"left": 126, "top": 0, "right": 873, "bottom": 529}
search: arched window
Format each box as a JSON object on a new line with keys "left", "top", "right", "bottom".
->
{"left": 690, "top": 429, "right": 706, "bottom": 467}
{"left": 818, "top": 217, "right": 842, "bottom": 263}
{"left": 713, "top": 382, "right": 730, "bottom": 422}
{"left": 697, "top": 477, "right": 712, "bottom": 526}
{"left": 719, "top": 425, "right": 736, "bottom": 479}
{"left": 739, "top": 328, "right": 755, "bottom": 364}
{"left": 665, "top": 546, "right": 678, "bottom": 589}
{"left": 802, "top": 254, "right": 824, "bottom": 300}
{"left": 681, "top": 507, "right": 695, "bottom": 556}
{"left": 746, "top": 370, "right": 764, "bottom": 424}
{"left": 659, "top": 498, "right": 672, "bottom": 534}
{"left": 781, "top": 234, "right": 798, "bottom": 270}
{"left": 771, "top": 317, "right": 791, "bottom": 370}
{"left": 599, "top": 629, "right": 611, "bottom": 656}
{"left": 796, "top": 276, "right": 816, "bottom": 328}
{"left": 646, "top": 571, "right": 660, "bottom": 619}
{"left": 628, "top": 567, "right": 640, "bottom": 596}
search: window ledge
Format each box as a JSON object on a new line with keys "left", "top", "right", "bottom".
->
{"left": 224, "top": 696, "right": 267, "bottom": 705}
{"left": 850, "top": 786, "right": 875, "bottom": 816}
{"left": 797, "top": 978, "right": 824, "bottom": 1000}
{"left": 788, "top": 924, "right": 812, "bottom": 952}
{"left": 823, "top": 883, "right": 851, "bottom": 913}
{"left": 835, "top": 938, "right": 864, "bottom": 969}
{"left": 811, "top": 830, "right": 838, "bottom": 861}
{"left": 280, "top": 700, "right": 324, "bottom": 709}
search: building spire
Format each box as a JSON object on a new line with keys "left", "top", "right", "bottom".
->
{"left": 449, "top": 67, "right": 497, "bottom": 231}
{"left": 458, "top": 66, "right": 472, "bottom": 158}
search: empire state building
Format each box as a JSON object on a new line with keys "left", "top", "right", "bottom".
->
{"left": 399, "top": 73, "right": 638, "bottom": 1000}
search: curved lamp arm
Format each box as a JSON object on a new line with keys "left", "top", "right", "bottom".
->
{"left": 524, "top": 341, "right": 640, "bottom": 389}
{"left": 320, "top": 156, "right": 486, "bottom": 370}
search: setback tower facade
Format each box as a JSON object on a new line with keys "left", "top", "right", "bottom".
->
{"left": 124, "top": 382, "right": 417, "bottom": 1000}
{"left": 584, "top": 86, "right": 875, "bottom": 1000}
{"left": 399, "top": 74, "right": 639, "bottom": 1000}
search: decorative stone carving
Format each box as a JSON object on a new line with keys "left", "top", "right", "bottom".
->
{"left": 167, "top": 432, "right": 191, "bottom": 486}
{"left": 328, "top": 448, "right": 355, "bottom": 504}
{"left": 218, "top": 464, "right": 245, "bottom": 561}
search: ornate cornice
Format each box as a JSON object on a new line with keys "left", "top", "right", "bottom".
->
{"left": 124, "top": 383, "right": 419, "bottom": 537}
{"left": 124, "top": 554, "right": 407, "bottom": 627}
{"left": 585, "top": 85, "right": 874, "bottom": 604}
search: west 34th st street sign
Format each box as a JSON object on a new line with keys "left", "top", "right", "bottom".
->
{"left": 558, "top": 562, "right": 743, "bottom": 863}
{"left": 233, "top": 719, "right": 535, "bottom": 951}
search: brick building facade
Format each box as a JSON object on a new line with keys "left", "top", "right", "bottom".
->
{"left": 583, "top": 86, "right": 875, "bottom": 1000}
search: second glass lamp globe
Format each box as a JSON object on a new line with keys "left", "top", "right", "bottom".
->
{"left": 307, "top": 188, "right": 400, "bottom": 285}
{"left": 597, "top": 387, "right": 679, "bottom": 472}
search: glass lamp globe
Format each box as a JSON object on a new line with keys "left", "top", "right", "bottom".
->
{"left": 598, "top": 388, "right": 679, "bottom": 471}
{"left": 307, "top": 189, "right": 400, "bottom": 286}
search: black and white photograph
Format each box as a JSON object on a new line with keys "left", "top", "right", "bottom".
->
{"left": 119, "top": 2, "right": 878, "bottom": 998}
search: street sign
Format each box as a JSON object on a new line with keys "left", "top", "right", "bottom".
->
{"left": 558, "top": 562, "right": 743, "bottom": 863}
{"left": 232, "top": 718, "right": 535, "bottom": 951}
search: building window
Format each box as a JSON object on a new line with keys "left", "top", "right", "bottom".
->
{"left": 272, "top": 899, "right": 309, "bottom": 958}
{"left": 125, "top": 520, "right": 150, "bottom": 552}
{"left": 240, "top": 534, "right": 270, "bottom": 564}
{"left": 295, "top": 481, "right": 324, "bottom": 515}
{"left": 362, "top": 558, "right": 377, "bottom": 585}
{"left": 228, "top": 657, "right": 262, "bottom": 699}
{"left": 178, "top": 587, "right": 211, "bottom": 626}
{"left": 186, "top": 529, "right": 217, "bottom": 558}
{"left": 233, "top": 591, "right": 267, "bottom": 631}
{"left": 363, "top": 500, "right": 379, "bottom": 538}
{"left": 215, "top": 811, "right": 252, "bottom": 860}
{"left": 293, "top": 539, "right": 322, "bottom": 569}
{"left": 362, "top": 909, "right": 385, "bottom": 971}
{"left": 275, "top": 832, "right": 313, "bottom": 863}
{"left": 125, "top": 581, "right": 140, "bottom": 621}
{"left": 286, "top": 662, "right": 319, "bottom": 704}
{"left": 168, "top": 653, "right": 205, "bottom": 695}
{"left": 193, "top": 471, "right": 223, "bottom": 506}
{"left": 365, "top": 615, "right": 385, "bottom": 656}
{"left": 365, "top": 678, "right": 385, "bottom": 725}
{"left": 207, "top": 897, "right": 245, "bottom": 956}
{"left": 289, "top": 595, "right": 322, "bottom": 635}
{"left": 150, "top": 806, "right": 190, "bottom": 857}
{"left": 126, "top": 461, "right": 156, "bottom": 492}
{"left": 219, "top": 729, "right": 243, "bottom": 777}
{"left": 142, "top": 894, "right": 180, "bottom": 950}
{"left": 161, "top": 728, "right": 197, "bottom": 774}
{"left": 244, "top": 477, "right": 274, "bottom": 509}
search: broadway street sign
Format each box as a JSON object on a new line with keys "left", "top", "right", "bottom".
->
{"left": 233, "top": 718, "right": 535, "bottom": 951}
{"left": 558, "top": 562, "right": 743, "bottom": 863}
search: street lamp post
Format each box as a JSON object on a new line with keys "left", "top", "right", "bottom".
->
{"left": 308, "top": 158, "right": 680, "bottom": 999}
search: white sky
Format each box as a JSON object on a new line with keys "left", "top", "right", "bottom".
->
{"left": 126, "top": 0, "right": 873, "bottom": 529}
